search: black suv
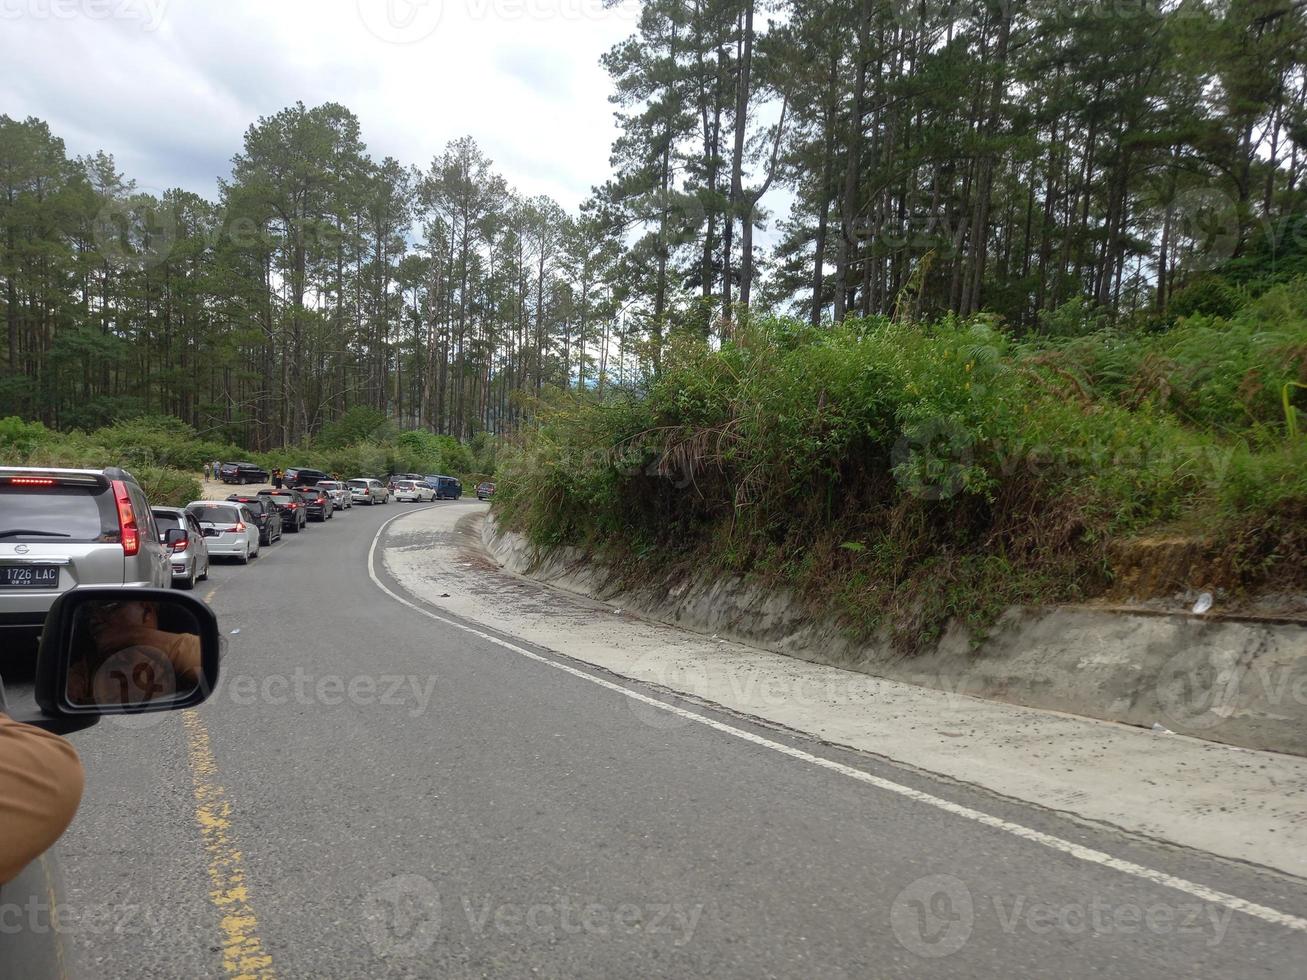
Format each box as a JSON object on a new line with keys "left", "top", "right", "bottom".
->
{"left": 220, "top": 461, "right": 270, "bottom": 485}
{"left": 256, "top": 489, "right": 308, "bottom": 532}
{"left": 284, "top": 467, "right": 331, "bottom": 489}
{"left": 226, "top": 494, "right": 284, "bottom": 545}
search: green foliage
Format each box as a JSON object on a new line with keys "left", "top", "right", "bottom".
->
{"left": 0, "top": 411, "right": 489, "bottom": 506}
{"left": 0, "top": 416, "right": 53, "bottom": 457}
{"left": 319, "top": 406, "right": 391, "bottom": 449}
{"left": 1167, "top": 277, "right": 1243, "bottom": 320}
{"left": 499, "top": 295, "right": 1307, "bottom": 651}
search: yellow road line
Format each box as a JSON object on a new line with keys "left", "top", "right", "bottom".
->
{"left": 182, "top": 710, "right": 276, "bottom": 979}
{"left": 40, "top": 853, "right": 69, "bottom": 980}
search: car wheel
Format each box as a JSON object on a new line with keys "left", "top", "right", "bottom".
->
{"left": 239, "top": 545, "right": 250, "bottom": 565}
{"left": 179, "top": 562, "right": 196, "bottom": 590}
{"left": 198, "top": 557, "right": 209, "bottom": 581}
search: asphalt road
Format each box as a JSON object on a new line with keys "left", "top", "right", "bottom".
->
{"left": 52, "top": 499, "right": 1307, "bottom": 978}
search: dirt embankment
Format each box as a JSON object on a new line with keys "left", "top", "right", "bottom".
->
{"left": 484, "top": 516, "right": 1307, "bottom": 757}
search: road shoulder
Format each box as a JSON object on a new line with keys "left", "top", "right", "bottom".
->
{"left": 380, "top": 501, "right": 1307, "bottom": 880}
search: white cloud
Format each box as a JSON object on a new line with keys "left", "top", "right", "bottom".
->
{"left": 1, "top": 0, "right": 639, "bottom": 208}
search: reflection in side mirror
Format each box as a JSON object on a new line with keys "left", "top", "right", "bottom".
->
{"left": 35, "top": 588, "right": 220, "bottom": 718}
{"left": 164, "top": 527, "right": 187, "bottom": 547}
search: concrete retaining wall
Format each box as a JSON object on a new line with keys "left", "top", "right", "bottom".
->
{"left": 483, "top": 516, "right": 1307, "bottom": 756}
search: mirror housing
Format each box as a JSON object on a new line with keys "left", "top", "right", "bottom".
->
{"left": 164, "top": 527, "right": 188, "bottom": 547}
{"left": 33, "top": 588, "right": 220, "bottom": 724}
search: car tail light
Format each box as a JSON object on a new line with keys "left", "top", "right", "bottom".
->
{"left": 233, "top": 522, "right": 247, "bottom": 533}
{"left": 110, "top": 480, "right": 140, "bottom": 556}
{"left": 171, "top": 537, "right": 189, "bottom": 553}
{"left": 288, "top": 503, "right": 298, "bottom": 509}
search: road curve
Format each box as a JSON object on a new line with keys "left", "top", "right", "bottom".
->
{"left": 55, "top": 499, "right": 1307, "bottom": 978}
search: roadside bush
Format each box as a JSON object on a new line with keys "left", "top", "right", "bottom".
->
{"left": 497, "top": 307, "right": 1307, "bottom": 651}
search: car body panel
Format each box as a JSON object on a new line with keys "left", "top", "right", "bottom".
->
{"left": 225, "top": 495, "right": 284, "bottom": 544}
{"left": 151, "top": 507, "right": 210, "bottom": 588}
{"left": 219, "top": 461, "right": 269, "bottom": 485}
{"left": 424, "top": 475, "right": 463, "bottom": 499}
{"left": 0, "top": 468, "right": 169, "bottom": 666}
{"left": 284, "top": 467, "right": 331, "bottom": 490}
{"left": 347, "top": 478, "right": 389, "bottom": 505}
{"left": 257, "top": 490, "right": 308, "bottom": 531}
{"left": 392, "top": 480, "right": 435, "bottom": 502}
{"left": 185, "top": 502, "right": 259, "bottom": 560}
{"left": 316, "top": 480, "right": 352, "bottom": 510}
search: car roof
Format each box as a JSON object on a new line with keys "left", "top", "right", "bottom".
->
{"left": 1, "top": 464, "right": 135, "bottom": 482}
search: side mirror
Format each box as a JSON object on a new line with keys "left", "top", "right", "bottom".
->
{"left": 33, "top": 588, "right": 220, "bottom": 728}
{"left": 164, "top": 527, "right": 188, "bottom": 547}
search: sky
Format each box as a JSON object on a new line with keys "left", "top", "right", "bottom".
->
{"left": 2, "top": 0, "right": 643, "bottom": 209}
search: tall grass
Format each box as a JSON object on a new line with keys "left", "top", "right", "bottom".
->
{"left": 496, "top": 290, "right": 1307, "bottom": 650}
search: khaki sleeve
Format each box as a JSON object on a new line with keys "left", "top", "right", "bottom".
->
{"left": 0, "top": 713, "right": 84, "bottom": 885}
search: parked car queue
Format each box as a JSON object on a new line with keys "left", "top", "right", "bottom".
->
{"left": 163, "top": 471, "right": 469, "bottom": 585}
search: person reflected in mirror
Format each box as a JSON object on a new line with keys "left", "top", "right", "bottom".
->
{"left": 66, "top": 601, "right": 203, "bottom": 706}
{"left": 0, "top": 712, "right": 83, "bottom": 884}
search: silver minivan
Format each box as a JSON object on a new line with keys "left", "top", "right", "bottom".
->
{"left": 185, "top": 501, "right": 261, "bottom": 563}
{"left": 0, "top": 466, "right": 170, "bottom": 670}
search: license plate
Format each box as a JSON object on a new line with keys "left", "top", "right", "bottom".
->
{"left": 1, "top": 565, "right": 60, "bottom": 589}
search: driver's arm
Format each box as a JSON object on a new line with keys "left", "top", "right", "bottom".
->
{"left": 0, "top": 713, "right": 84, "bottom": 884}
{"left": 95, "top": 626, "right": 203, "bottom": 684}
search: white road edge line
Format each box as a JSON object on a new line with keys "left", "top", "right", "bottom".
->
{"left": 368, "top": 509, "right": 1307, "bottom": 934}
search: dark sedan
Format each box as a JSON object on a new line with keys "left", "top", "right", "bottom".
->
{"left": 257, "top": 489, "right": 309, "bottom": 532}
{"left": 293, "top": 485, "right": 333, "bottom": 522}
{"left": 227, "top": 494, "right": 284, "bottom": 545}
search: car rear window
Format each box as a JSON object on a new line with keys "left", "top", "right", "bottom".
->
{"left": 0, "top": 483, "right": 114, "bottom": 542}
{"left": 153, "top": 513, "right": 182, "bottom": 531}
{"left": 231, "top": 498, "right": 266, "bottom": 513}
{"left": 318, "top": 481, "right": 340, "bottom": 489}
{"left": 188, "top": 504, "right": 241, "bottom": 524}
{"left": 347, "top": 480, "right": 368, "bottom": 488}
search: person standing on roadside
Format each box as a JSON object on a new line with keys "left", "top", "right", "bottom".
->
{"left": 203, "top": 462, "right": 211, "bottom": 481}
{"left": 273, "top": 468, "right": 284, "bottom": 490}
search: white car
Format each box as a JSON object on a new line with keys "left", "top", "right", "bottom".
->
{"left": 185, "top": 501, "right": 261, "bottom": 564}
{"left": 347, "top": 478, "right": 389, "bottom": 505}
{"left": 317, "top": 480, "right": 352, "bottom": 510}
{"left": 392, "top": 479, "right": 435, "bottom": 502}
